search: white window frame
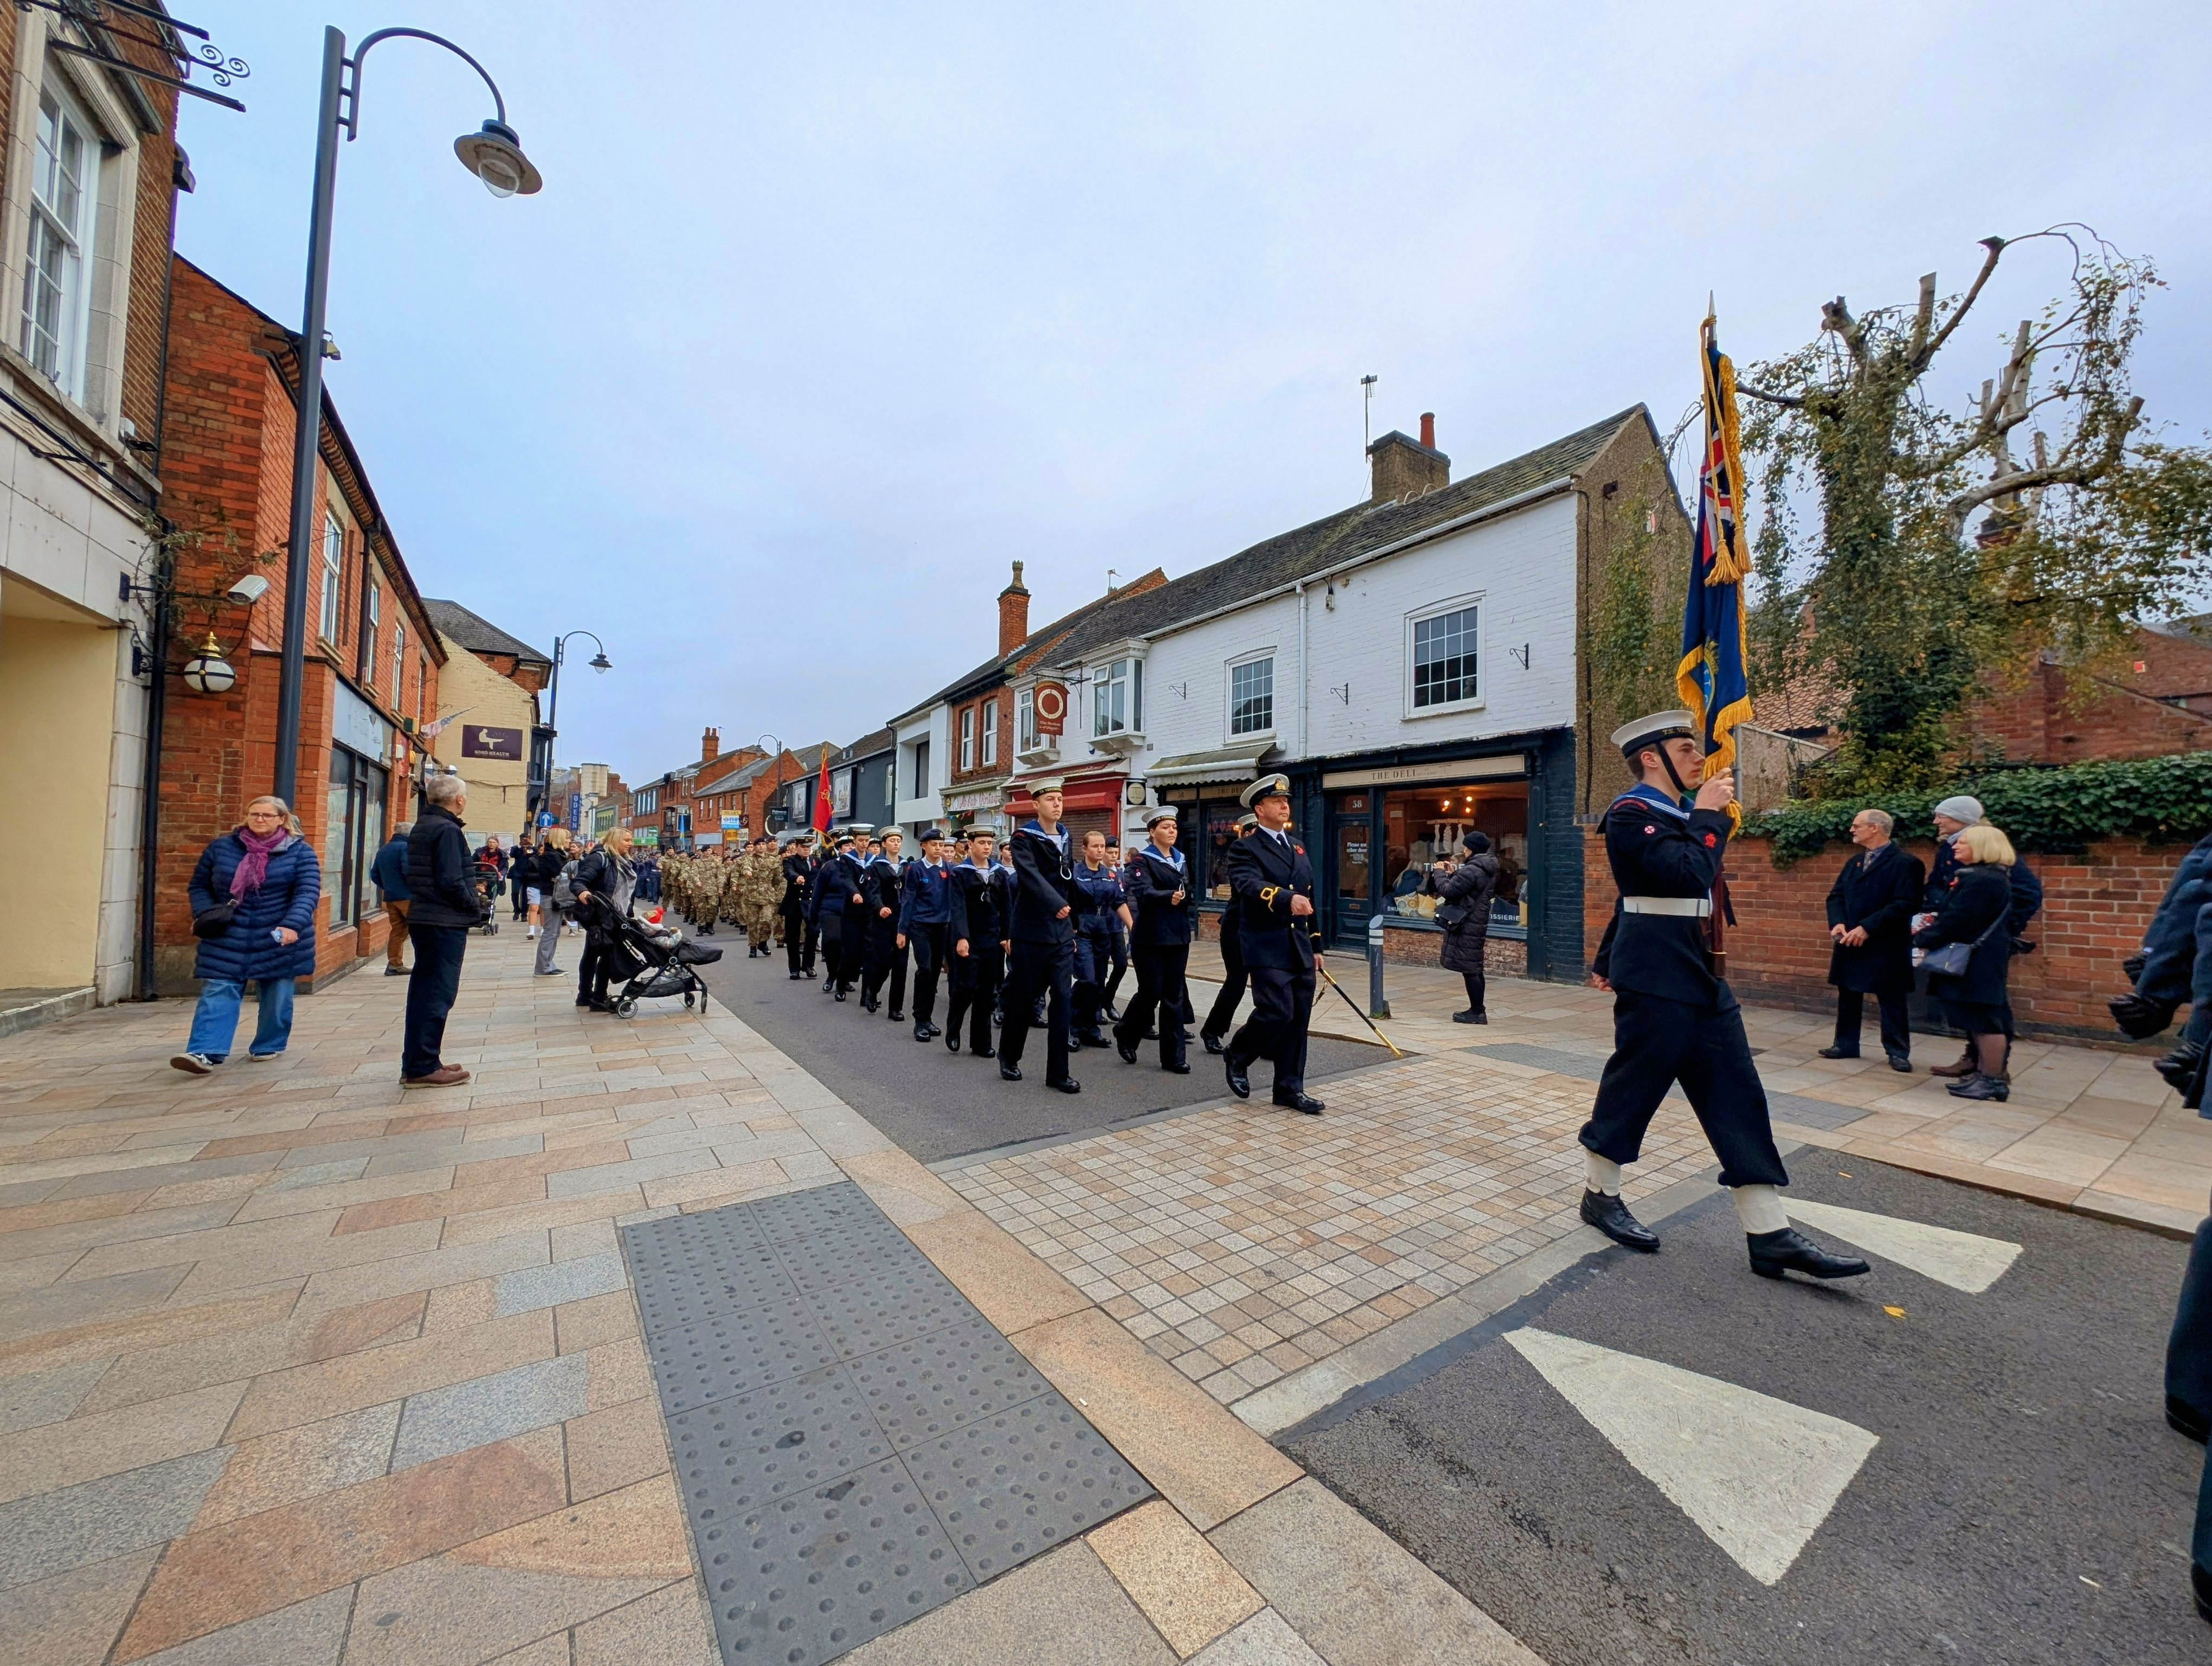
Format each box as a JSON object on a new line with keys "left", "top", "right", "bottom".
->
{"left": 982, "top": 699, "right": 999, "bottom": 766}
{"left": 19, "top": 76, "right": 98, "bottom": 401}
{"left": 1405, "top": 593, "right": 1484, "bottom": 717}
{"left": 1015, "top": 688, "right": 1035, "bottom": 751}
{"left": 392, "top": 618, "right": 406, "bottom": 702}
{"left": 1226, "top": 649, "right": 1276, "bottom": 740}
{"left": 319, "top": 507, "right": 345, "bottom": 642}
{"left": 1092, "top": 658, "right": 1140, "bottom": 738}
{"left": 959, "top": 706, "right": 975, "bottom": 771}
{"left": 364, "top": 585, "right": 381, "bottom": 687}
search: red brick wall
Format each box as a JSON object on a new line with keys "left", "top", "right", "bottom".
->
{"left": 1580, "top": 827, "right": 2184, "bottom": 1044}
{"left": 1966, "top": 631, "right": 2212, "bottom": 765}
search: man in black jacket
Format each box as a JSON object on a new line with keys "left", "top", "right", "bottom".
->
{"left": 401, "top": 775, "right": 482, "bottom": 1088}
{"left": 779, "top": 833, "right": 814, "bottom": 980}
{"left": 1579, "top": 711, "right": 1866, "bottom": 1282}
{"left": 1114, "top": 806, "right": 1195, "bottom": 1072}
{"left": 945, "top": 827, "right": 1007, "bottom": 1057}
{"left": 1221, "top": 776, "right": 1325, "bottom": 1113}
{"left": 1820, "top": 808, "right": 1925, "bottom": 1072}
{"left": 995, "top": 783, "right": 1080, "bottom": 1092}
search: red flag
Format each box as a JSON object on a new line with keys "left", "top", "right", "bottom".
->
{"left": 812, "top": 752, "right": 832, "bottom": 832}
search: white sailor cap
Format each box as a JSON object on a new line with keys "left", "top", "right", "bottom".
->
{"left": 1610, "top": 710, "right": 1697, "bottom": 757}
{"left": 1142, "top": 805, "right": 1179, "bottom": 827}
{"left": 1235, "top": 812, "right": 1258, "bottom": 833}
{"left": 1239, "top": 773, "right": 1292, "bottom": 809}
{"left": 1026, "top": 777, "right": 1067, "bottom": 795}
{"left": 844, "top": 823, "right": 874, "bottom": 837}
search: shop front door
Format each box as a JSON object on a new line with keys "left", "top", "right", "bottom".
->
{"left": 1330, "top": 792, "right": 1374, "bottom": 947}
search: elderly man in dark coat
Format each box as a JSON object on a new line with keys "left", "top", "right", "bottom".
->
{"left": 1820, "top": 808, "right": 1925, "bottom": 1072}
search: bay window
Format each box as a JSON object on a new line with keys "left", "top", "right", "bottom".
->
{"left": 20, "top": 84, "right": 97, "bottom": 400}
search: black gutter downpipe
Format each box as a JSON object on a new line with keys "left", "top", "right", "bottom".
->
{"left": 134, "top": 196, "right": 184, "bottom": 1003}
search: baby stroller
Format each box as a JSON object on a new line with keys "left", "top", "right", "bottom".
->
{"left": 471, "top": 866, "right": 501, "bottom": 936}
{"left": 584, "top": 901, "right": 723, "bottom": 1018}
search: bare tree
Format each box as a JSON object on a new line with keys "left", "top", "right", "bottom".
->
{"left": 1737, "top": 227, "right": 2212, "bottom": 790}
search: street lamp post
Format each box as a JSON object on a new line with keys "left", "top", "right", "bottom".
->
{"left": 272, "top": 24, "right": 543, "bottom": 805}
{"left": 542, "top": 630, "right": 612, "bottom": 830}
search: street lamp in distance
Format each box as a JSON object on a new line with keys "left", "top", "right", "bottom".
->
{"left": 539, "top": 630, "right": 611, "bottom": 829}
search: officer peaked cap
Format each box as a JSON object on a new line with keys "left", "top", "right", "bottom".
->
{"left": 1610, "top": 710, "right": 1697, "bottom": 758}
{"left": 1239, "top": 773, "right": 1292, "bottom": 809}
{"left": 1142, "top": 805, "right": 1178, "bottom": 827}
{"left": 1236, "top": 812, "right": 1259, "bottom": 832}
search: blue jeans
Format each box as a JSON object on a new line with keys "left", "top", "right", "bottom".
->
{"left": 185, "top": 978, "right": 295, "bottom": 1061}
{"left": 403, "top": 925, "right": 469, "bottom": 1079}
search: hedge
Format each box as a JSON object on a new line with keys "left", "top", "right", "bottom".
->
{"left": 1740, "top": 752, "right": 2212, "bottom": 866}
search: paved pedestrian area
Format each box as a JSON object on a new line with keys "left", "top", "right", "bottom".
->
{"left": 1195, "top": 946, "right": 2209, "bottom": 1235}
{"left": 0, "top": 929, "right": 1547, "bottom": 1666}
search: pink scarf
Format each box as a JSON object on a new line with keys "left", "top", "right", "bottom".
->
{"left": 231, "top": 825, "right": 291, "bottom": 900}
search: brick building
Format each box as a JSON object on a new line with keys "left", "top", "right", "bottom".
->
{"left": 0, "top": 4, "right": 189, "bottom": 1011}
{"left": 422, "top": 599, "right": 550, "bottom": 850}
{"left": 1963, "top": 618, "right": 2212, "bottom": 765}
{"left": 150, "top": 258, "right": 445, "bottom": 991}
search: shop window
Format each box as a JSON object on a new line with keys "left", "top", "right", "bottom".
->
{"left": 1200, "top": 801, "right": 1240, "bottom": 901}
{"left": 1379, "top": 782, "right": 1527, "bottom": 923}
{"left": 1409, "top": 600, "right": 1480, "bottom": 711}
{"left": 324, "top": 749, "right": 388, "bottom": 930}
{"left": 1228, "top": 654, "right": 1274, "bottom": 738}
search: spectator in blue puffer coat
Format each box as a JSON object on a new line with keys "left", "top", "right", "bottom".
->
{"left": 171, "top": 796, "right": 321, "bottom": 1074}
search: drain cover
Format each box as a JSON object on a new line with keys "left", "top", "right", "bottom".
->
{"left": 621, "top": 1182, "right": 1151, "bottom": 1666}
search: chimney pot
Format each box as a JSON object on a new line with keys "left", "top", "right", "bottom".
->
{"left": 701, "top": 727, "right": 719, "bottom": 763}
{"left": 997, "top": 561, "right": 1032, "bottom": 656}
{"left": 1420, "top": 412, "right": 1436, "bottom": 450}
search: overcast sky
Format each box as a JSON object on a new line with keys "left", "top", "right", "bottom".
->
{"left": 175, "top": 2, "right": 2212, "bottom": 776}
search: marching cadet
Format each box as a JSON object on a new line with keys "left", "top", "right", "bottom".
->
{"left": 995, "top": 786, "right": 1081, "bottom": 1092}
{"left": 1113, "top": 806, "right": 1195, "bottom": 1073}
{"left": 779, "top": 832, "right": 814, "bottom": 979}
{"left": 1580, "top": 710, "right": 1869, "bottom": 1281}
{"left": 837, "top": 826, "right": 874, "bottom": 1001}
{"left": 860, "top": 828, "right": 909, "bottom": 1020}
{"left": 743, "top": 839, "right": 782, "bottom": 958}
{"left": 899, "top": 829, "right": 957, "bottom": 1042}
{"left": 810, "top": 830, "right": 859, "bottom": 998}
{"left": 1070, "top": 830, "right": 1131, "bottom": 1049}
{"left": 1101, "top": 834, "right": 1131, "bottom": 1020}
{"left": 1221, "top": 774, "right": 1326, "bottom": 1113}
{"left": 945, "top": 826, "right": 1007, "bottom": 1058}
{"left": 1200, "top": 812, "right": 1258, "bottom": 1054}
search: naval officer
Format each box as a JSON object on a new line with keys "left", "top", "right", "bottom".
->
{"left": 1581, "top": 710, "right": 1868, "bottom": 1280}
{"left": 1221, "top": 774, "right": 1326, "bottom": 1114}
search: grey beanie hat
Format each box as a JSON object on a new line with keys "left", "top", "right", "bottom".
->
{"left": 1932, "top": 795, "right": 1985, "bottom": 825}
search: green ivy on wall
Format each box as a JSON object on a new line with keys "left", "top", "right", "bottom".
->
{"left": 1741, "top": 751, "right": 2212, "bottom": 866}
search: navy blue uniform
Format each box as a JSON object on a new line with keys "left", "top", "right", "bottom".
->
{"left": 946, "top": 858, "right": 1006, "bottom": 1055}
{"left": 860, "top": 855, "right": 906, "bottom": 1013}
{"left": 780, "top": 853, "right": 813, "bottom": 975}
{"left": 997, "top": 822, "right": 1076, "bottom": 1081}
{"left": 1223, "top": 827, "right": 1322, "bottom": 1097}
{"left": 899, "top": 856, "right": 957, "bottom": 1029}
{"left": 811, "top": 850, "right": 864, "bottom": 994}
{"left": 1583, "top": 785, "right": 1786, "bottom": 1189}
{"left": 1070, "top": 860, "right": 1129, "bottom": 1042}
{"left": 1201, "top": 840, "right": 1249, "bottom": 1045}
{"left": 1115, "top": 843, "right": 1195, "bottom": 1067}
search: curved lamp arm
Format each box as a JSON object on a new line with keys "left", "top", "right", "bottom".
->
{"left": 345, "top": 26, "right": 509, "bottom": 138}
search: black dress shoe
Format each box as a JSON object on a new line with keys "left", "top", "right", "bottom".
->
{"left": 834, "top": 989, "right": 848, "bottom": 1002}
{"left": 1451, "top": 1010, "right": 1488, "bottom": 1025}
{"left": 946, "top": 1030, "right": 962, "bottom": 1053}
{"left": 1273, "top": 1091, "right": 1324, "bottom": 1114}
{"left": 788, "top": 970, "right": 802, "bottom": 981}
{"left": 918, "top": 1022, "right": 940, "bottom": 1040}
{"left": 1115, "top": 1036, "right": 1139, "bottom": 1065}
{"left": 888, "top": 1009, "right": 905, "bottom": 1023}
{"left": 1223, "top": 1053, "right": 1251, "bottom": 1099}
{"left": 1580, "top": 1189, "right": 1660, "bottom": 1252}
{"left": 970, "top": 1046, "right": 996, "bottom": 1060}
{"left": 914, "top": 1026, "right": 932, "bottom": 1043}
{"left": 2169, "top": 1394, "right": 2211, "bottom": 1444}
{"left": 1047, "top": 1077, "right": 1081, "bottom": 1094}
{"left": 1201, "top": 1033, "right": 1225, "bottom": 1055}
{"left": 1816, "top": 1046, "right": 1859, "bottom": 1060}
{"left": 1886, "top": 1053, "right": 1912, "bottom": 1073}
{"left": 1163, "top": 1060, "right": 1191, "bottom": 1074}
{"left": 1066, "top": 1036, "right": 1084, "bottom": 1053}
{"left": 999, "top": 1063, "right": 1023, "bottom": 1082}
{"left": 1747, "top": 1227, "right": 1870, "bottom": 1280}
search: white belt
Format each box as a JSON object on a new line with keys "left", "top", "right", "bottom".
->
{"left": 1621, "top": 896, "right": 1711, "bottom": 917}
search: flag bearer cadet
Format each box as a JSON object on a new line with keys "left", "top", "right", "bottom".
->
{"left": 1221, "top": 775, "right": 1325, "bottom": 1114}
{"left": 1581, "top": 710, "right": 1869, "bottom": 1280}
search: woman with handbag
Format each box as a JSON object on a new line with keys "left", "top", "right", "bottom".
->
{"left": 1911, "top": 823, "right": 2018, "bottom": 1103}
{"left": 570, "top": 828, "right": 639, "bottom": 1013}
{"left": 172, "top": 796, "right": 321, "bottom": 1074}
{"left": 1425, "top": 831, "right": 1501, "bottom": 1024}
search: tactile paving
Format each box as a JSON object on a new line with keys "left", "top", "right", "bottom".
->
{"left": 625, "top": 1182, "right": 1152, "bottom": 1666}
{"left": 844, "top": 1318, "right": 1054, "bottom": 1451}
{"left": 645, "top": 1297, "right": 841, "bottom": 1415}
{"left": 902, "top": 1392, "right": 1155, "bottom": 1580}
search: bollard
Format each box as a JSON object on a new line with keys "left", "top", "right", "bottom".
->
{"left": 1367, "top": 914, "right": 1392, "bottom": 1019}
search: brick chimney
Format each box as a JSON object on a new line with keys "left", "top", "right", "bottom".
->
{"left": 998, "top": 561, "right": 1031, "bottom": 656}
{"left": 701, "top": 727, "right": 719, "bottom": 763}
{"left": 1368, "top": 414, "right": 1450, "bottom": 504}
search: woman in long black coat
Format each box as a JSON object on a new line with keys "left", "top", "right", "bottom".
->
{"left": 1820, "top": 810, "right": 1925, "bottom": 1070}
{"left": 1912, "top": 823, "right": 2018, "bottom": 1102}
{"left": 1425, "top": 831, "right": 1501, "bottom": 1024}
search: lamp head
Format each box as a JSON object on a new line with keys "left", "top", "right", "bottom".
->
{"left": 589, "top": 652, "right": 612, "bottom": 674}
{"left": 181, "top": 632, "right": 235, "bottom": 695}
{"left": 454, "top": 119, "right": 542, "bottom": 198}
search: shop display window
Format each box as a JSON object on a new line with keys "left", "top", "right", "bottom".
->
{"left": 1380, "top": 783, "right": 1527, "bottom": 924}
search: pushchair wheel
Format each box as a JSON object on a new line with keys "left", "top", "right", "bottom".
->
{"left": 615, "top": 996, "right": 636, "bottom": 1018}
{"left": 683, "top": 992, "right": 695, "bottom": 1008}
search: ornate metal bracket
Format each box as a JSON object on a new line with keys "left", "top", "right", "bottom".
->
{"left": 20, "top": 0, "right": 250, "bottom": 112}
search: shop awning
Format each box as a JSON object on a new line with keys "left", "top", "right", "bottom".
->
{"left": 1144, "top": 745, "right": 1277, "bottom": 790}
